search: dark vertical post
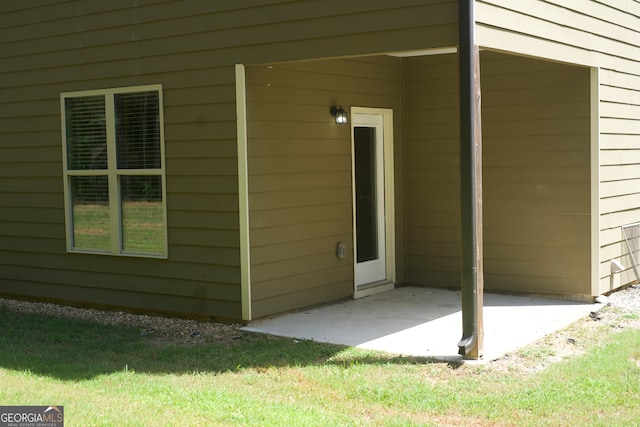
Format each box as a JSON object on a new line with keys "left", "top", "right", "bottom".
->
{"left": 457, "top": 0, "right": 484, "bottom": 359}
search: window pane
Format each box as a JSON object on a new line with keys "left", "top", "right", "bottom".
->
{"left": 354, "top": 127, "right": 378, "bottom": 263}
{"left": 70, "top": 176, "right": 110, "bottom": 251}
{"left": 115, "top": 91, "right": 161, "bottom": 169}
{"left": 65, "top": 96, "right": 107, "bottom": 170}
{"left": 121, "top": 175, "right": 164, "bottom": 254}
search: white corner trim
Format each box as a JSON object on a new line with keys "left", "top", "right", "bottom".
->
{"left": 236, "top": 64, "right": 252, "bottom": 321}
{"left": 590, "top": 67, "right": 601, "bottom": 297}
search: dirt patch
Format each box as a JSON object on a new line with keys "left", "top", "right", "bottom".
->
{"left": 488, "top": 296, "right": 640, "bottom": 375}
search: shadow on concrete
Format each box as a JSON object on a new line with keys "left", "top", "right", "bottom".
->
{"left": 243, "top": 286, "right": 598, "bottom": 362}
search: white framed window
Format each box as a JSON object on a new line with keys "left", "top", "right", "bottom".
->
{"left": 60, "top": 85, "right": 167, "bottom": 257}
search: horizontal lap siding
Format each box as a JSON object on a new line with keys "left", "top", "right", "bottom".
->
{"left": 246, "top": 57, "right": 403, "bottom": 318}
{"left": 481, "top": 52, "right": 591, "bottom": 295}
{"left": 404, "top": 52, "right": 591, "bottom": 295}
{"left": 479, "top": 0, "right": 640, "bottom": 294}
{"left": 404, "top": 54, "right": 461, "bottom": 286}
{"left": 0, "top": 1, "right": 458, "bottom": 73}
{"left": 477, "top": 0, "right": 640, "bottom": 69}
{"left": 0, "top": 2, "right": 262, "bottom": 319}
{"left": 600, "top": 63, "right": 640, "bottom": 289}
{"left": 0, "top": 1, "right": 458, "bottom": 319}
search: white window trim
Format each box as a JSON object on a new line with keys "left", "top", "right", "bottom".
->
{"left": 60, "top": 84, "right": 168, "bottom": 258}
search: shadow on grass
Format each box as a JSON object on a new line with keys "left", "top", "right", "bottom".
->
{"left": 0, "top": 306, "right": 433, "bottom": 381}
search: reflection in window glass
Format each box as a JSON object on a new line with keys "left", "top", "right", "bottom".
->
{"left": 65, "top": 96, "right": 107, "bottom": 170}
{"left": 121, "top": 175, "right": 164, "bottom": 254}
{"left": 115, "top": 91, "right": 161, "bottom": 169}
{"left": 70, "top": 176, "right": 110, "bottom": 251}
{"left": 354, "top": 127, "right": 378, "bottom": 263}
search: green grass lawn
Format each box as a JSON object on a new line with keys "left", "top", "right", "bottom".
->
{"left": 0, "top": 304, "right": 639, "bottom": 426}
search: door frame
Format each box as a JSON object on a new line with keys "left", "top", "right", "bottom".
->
{"left": 351, "top": 107, "right": 396, "bottom": 298}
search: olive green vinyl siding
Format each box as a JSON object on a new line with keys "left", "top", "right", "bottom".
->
{"left": 481, "top": 52, "right": 591, "bottom": 295}
{"left": 403, "top": 54, "right": 461, "bottom": 287}
{"left": 404, "top": 52, "right": 591, "bottom": 296}
{"left": 477, "top": 1, "right": 640, "bottom": 295}
{"left": 0, "top": 1, "right": 458, "bottom": 72}
{"left": 0, "top": 2, "right": 244, "bottom": 319}
{"left": 0, "top": 73, "right": 242, "bottom": 319}
{"left": 4, "top": 0, "right": 638, "bottom": 318}
{"left": 246, "top": 57, "right": 404, "bottom": 318}
{"left": 0, "top": 0, "right": 459, "bottom": 319}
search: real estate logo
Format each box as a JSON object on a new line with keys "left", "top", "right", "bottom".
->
{"left": 0, "top": 406, "right": 64, "bottom": 427}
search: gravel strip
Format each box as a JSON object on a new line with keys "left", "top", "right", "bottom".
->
{"left": 0, "top": 298, "right": 241, "bottom": 345}
{"left": 605, "top": 284, "right": 640, "bottom": 313}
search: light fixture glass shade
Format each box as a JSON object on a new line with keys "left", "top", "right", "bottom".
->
{"left": 330, "top": 106, "right": 348, "bottom": 124}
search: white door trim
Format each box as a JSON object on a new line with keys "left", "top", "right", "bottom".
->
{"left": 351, "top": 107, "right": 395, "bottom": 299}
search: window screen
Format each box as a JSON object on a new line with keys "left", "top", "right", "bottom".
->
{"left": 70, "top": 176, "right": 110, "bottom": 251}
{"left": 121, "top": 175, "right": 164, "bottom": 253}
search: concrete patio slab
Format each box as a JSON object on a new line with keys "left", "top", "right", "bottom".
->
{"left": 241, "top": 286, "right": 600, "bottom": 362}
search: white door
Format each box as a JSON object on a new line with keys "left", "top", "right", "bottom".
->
{"left": 353, "top": 112, "right": 387, "bottom": 287}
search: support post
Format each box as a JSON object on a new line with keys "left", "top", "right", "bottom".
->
{"left": 457, "top": 0, "right": 484, "bottom": 359}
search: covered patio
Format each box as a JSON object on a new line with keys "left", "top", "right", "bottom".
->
{"left": 242, "top": 287, "right": 599, "bottom": 362}
{"left": 238, "top": 1, "right": 596, "bottom": 361}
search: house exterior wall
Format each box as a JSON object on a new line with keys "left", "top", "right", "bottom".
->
{"left": 477, "top": 0, "right": 640, "bottom": 295}
{"left": 481, "top": 52, "right": 591, "bottom": 296}
{"left": 245, "top": 57, "right": 405, "bottom": 318}
{"left": 2, "top": 0, "right": 638, "bottom": 320}
{"left": 404, "top": 51, "right": 592, "bottom": 296}
{"left": 0, "top": 3, "right": 244, "bottom": 319}
{"left": 0, "top": 1, "right": 456, "bottom": 320}
{"left": 403, "top": 54, "right": 461, "bottom": 286}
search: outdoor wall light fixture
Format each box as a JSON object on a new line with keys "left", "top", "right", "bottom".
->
{"left": 330, "top": 105, "right": 348, "bottom": 124}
